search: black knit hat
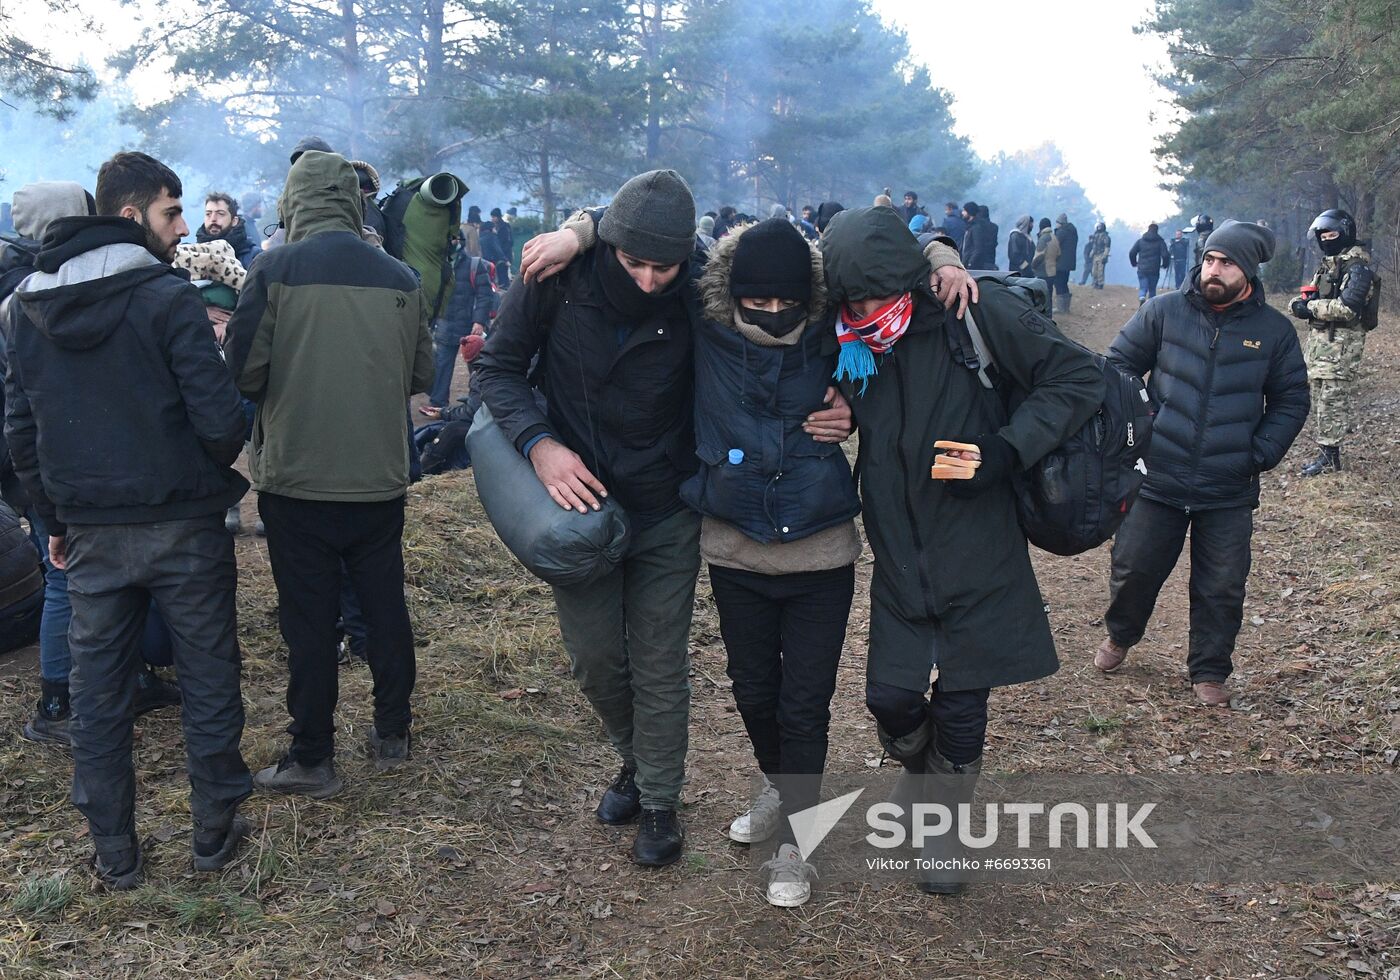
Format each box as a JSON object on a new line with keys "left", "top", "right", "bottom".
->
{"left": 963, "top": 200, "right": 979, "bottom": 217}
{"left": 1203, "top": 219, "right": 1275, "bottom": 281}
{"left": 597, "top": 169, "right": 697, "bottom": 264}
{"left": 730, "top": 218, "right": 811, "bottom": 302}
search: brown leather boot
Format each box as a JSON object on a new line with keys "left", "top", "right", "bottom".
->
{"left": 1094, "top": 637, "right": 1130, "bottom": 673}
{"left": 1192, "top": 681, "right": 1231, "bottom": 707}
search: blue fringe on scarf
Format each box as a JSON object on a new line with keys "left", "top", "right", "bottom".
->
{"left": 834, "top": 339, "right": 878, "bottom": 396}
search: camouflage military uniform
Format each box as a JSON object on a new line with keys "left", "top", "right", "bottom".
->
{"left": 1087, "top": 230, "right": 1111, "bottom": 289}
{"left": 1303, "top": 244, "right": 1373, "bottom": 447}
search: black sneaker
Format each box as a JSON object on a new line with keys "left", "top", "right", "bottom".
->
{"left": 253, "top": 756, "right": 343, "bottom": 799}
{"left": 631, "top": 807, "right": 684, "bottom": 867}
{"left": 596, "top": 766, "right": 641, "bottom": 825}
{"left": 93, "top": 837, "right": 144, "bottom": 891}
{"left": 193, "top": 816, "right": 250, "bottom": 872}
{"left": 366, "top": 726, "right": 411, "bottom": 771}
{"left": 133, "top": 667, "right": 181, "bottom": 716}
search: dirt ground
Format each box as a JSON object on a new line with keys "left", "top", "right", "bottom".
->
{"left": 1, "top": 284, "right": 1397, "bottom": 979}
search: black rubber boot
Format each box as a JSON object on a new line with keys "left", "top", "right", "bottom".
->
{"left": 631, "top": 807, "right": 684, "bottom": 867}
{"left": 133, "top": 666, "right": 181, "bottom": 716}
{"left": 194, "top": 815, "right": 251, "bottom": 872}
{"left": 916, "top": 749, "right": 982, "bottom": 897}
{"left": 1300, "top": 444, "right": 1342, "bottom": 477}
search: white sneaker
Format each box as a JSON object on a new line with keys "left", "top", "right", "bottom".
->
{"left": 762, "top": 842, "right": 815, "bottom": 908}
{"left": 728, "top": 777, "right": 782, "bottom": 843}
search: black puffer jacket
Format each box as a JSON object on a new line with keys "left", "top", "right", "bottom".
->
{"left": 0, "top": 499, "right": 41, "bottom": 614}
{"left": 474, "top": 243, "right": 699, "bottom": 530}
{"left": 962, "top": 217, "right": 998, "bottom": 270}
{"left": 1108, "top": 275, "right": 1309, "bottom": 511}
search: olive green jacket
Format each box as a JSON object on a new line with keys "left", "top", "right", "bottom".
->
{"left": 227, "top": 151, "right": 434, "bottom": 501}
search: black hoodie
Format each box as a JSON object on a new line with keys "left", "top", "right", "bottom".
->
{"left": 3, "top": 216, "right": 248, "bottom": 533}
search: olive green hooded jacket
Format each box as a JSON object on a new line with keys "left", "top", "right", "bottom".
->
{"left": 227, "top": 151, "right": 434, "bottom": 501}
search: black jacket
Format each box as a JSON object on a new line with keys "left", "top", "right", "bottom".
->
{"left": 436, "top": 250, "right": 497, "bottom": 342}
{"left": 1007, "top": 229, "right": 1035, "bottom": 276}
{"left": 1168, "top": 237, "right": 1189, "bottom": 268}
{"left": 4, "top": 217, "right": 248, "bottom": 534}
{"left": 196, "top": 219, "right": 258, "bottom": 270}
{"left": 1108, "top": 276, "right": 1309, "bottom": 511}
{"left": 1056, "top": 222, "right": 1079, "bottom": 272}
{"left": 474, "top": 245, "right": 699, "bottom": 529}
{"left": 1129, "top": 231, "right": 1169, "bottom": 275}
{"left": 962, "top": 217, "right": 998, "bottom": 270}
{"left": 0, "top": 499, "right": 41, "bottom": 614}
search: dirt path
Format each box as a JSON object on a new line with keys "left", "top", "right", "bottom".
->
{"left": 1, "top": 285, "right": 1397, "bottom": 979}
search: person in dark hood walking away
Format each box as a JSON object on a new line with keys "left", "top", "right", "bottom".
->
{"left": 960, "top": 201, "right": 996, "bottom": 270}
{"left": 227, "top": 150, "right": 433, "bottom": 798}
{"left": 3, "top": 152, "right": 253, "bottom": 888}
{"left": 198, "top": 192, "right": 258, "bottom": 268}
{"left": 1096, "top": 221, "right": 1309, "bottom": 706}
{"left": 1128, "top": 222, "right": 1169, "bottom": 305}
{"left": 821, "top": 206, "right": 1102, "bottom": 895}
{"left": 1052, "top": 213, "right": 1078, "bottom": 313}
{"left": 1007, "top": 214, "right": 1035, "bottom": 277}
{"left": 979, "top": 205, "right": 1000, "bottom": 271}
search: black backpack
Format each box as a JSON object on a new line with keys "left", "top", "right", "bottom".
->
{"left": 947, "top": 273, "right": 1156, "bottom": 556}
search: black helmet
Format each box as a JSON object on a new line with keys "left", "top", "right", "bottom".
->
{"left": 1308, "top": 208, "right": 1356, "bottom": 257}
{"left": 1194, "top": 214, "right": 1213, "bottom": 233}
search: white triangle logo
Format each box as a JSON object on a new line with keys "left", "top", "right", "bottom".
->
{"left": 787, "top": 789, "right": 865, "bottom": 859}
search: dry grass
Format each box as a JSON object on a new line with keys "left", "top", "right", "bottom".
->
{"left": 0, "top": 285, "right": 1397, "bottom": 977}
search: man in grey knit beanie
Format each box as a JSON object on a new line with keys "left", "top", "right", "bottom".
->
{"left": 597, "top": 170, "right": 696, "bottom": 266}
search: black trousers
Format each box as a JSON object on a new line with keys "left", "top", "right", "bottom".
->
{"left": 709, "top": 563, "right": 854, "bottom": 839}
{"left": 64, "top": 515, "right": 250, "bottom": 857}
{"left": 865, "top": 680, "right": 990, "bottom": 767}
{"left": 1105, "top": 497, "right": 1253, "bottom": 683}
{"left": 258, "top": 493, "right": 415, "bottom": 764}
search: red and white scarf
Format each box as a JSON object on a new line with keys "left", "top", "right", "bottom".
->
{"left": 833, "top": 293, "right": 914, "bottom": 394}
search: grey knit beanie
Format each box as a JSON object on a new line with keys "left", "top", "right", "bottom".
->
{"left": 1203, "top": 219, "right": 1275, "bottom": 281}
{"left": 598, "top": 170, "right": 696, "bottom": 264}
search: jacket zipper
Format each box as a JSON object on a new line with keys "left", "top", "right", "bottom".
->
{"left": 892, "top": 352, "right": 938, "bottom": 620}
{"left": 1183, "top": 321, "right": 1222, "bottom": 515}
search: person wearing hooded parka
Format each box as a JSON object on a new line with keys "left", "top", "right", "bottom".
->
{"left": 820, "top": 206, "right": 1103, "bottom": 895}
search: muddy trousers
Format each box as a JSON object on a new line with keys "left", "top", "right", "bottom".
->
{"left": 865, "top": 681, "right": 990, "bottom": 767}
{"left": 710, "top": 563, "right": 855, "bottom": 844}
{"left": 64, "top": 516, "right": 251, "bottom": 862}
{"left": 552, "top": 509, "right": 700, "bottom": 810}
{"left": 1105, "top": 497, "right": 1253, "bottom": 683}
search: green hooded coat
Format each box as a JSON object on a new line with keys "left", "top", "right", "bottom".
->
{"left": 821, "top": 207, "right": 1103, "bottom": 692}
{"left": 227, "top": 151, "right": 434, "bottom": 501}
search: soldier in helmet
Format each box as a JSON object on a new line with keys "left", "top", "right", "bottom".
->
{"left": 1289, "top": 209, "right": 1377, "bottom": 476}
{"left": 1191, "top": 214, "right": 1214, "bottom": 268}
{"left": 1086, "top": 221, "right": 1111, "bottom": 290}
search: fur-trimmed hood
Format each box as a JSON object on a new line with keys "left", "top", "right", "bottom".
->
{"left": 698, "top": 222, "right": 827, "bottom": 327}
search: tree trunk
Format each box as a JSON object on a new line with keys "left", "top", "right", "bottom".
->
{"left": 339, "top": 0, "right": 365, "bottom": 159}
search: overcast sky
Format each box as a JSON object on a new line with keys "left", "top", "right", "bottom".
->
{"left": 873, "top": 0, "right": 1180, "bottom": 224}
{"left": 31, "top": 0, "right": 1181, "bottom": 224}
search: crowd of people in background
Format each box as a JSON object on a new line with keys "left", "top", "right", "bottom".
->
{"left": 0, "top": 142, "right": 1377, "bottom": 911}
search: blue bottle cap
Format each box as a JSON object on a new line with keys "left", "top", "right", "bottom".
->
{"left": 728, "top": 448, "right": 744, "bottom": 465}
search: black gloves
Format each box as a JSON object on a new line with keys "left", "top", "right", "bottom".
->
{"left": 945, "top": 434, "right": 1018, "bottom": 499}
{"left": 1289, "top": 297, "right": 1313, "bottom": 320}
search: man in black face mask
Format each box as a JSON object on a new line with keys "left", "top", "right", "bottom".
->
{"left": 474, "top": 170, "right": 708, "bottom": 869}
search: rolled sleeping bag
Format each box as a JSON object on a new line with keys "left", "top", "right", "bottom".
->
{"left": 467, "top": 405, "right": 631, "bottom": 587}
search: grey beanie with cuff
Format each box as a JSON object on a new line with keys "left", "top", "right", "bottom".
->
{"left": 1202, "top": 219, "right": 1275, "bottom": 281}
{"left": 598, "top": 169, "right": 696, "bottom": 265}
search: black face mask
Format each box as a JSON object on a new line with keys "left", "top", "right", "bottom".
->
{"left": 739, "top": 303, "right": 807, "bottom": 337}
{"left": 1319, "top": 236, "right": 1350, "bottom": 257}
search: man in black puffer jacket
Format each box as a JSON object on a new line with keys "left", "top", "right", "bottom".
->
{"left": 1095, "top": 220, "right": 1309, "bottom": 707}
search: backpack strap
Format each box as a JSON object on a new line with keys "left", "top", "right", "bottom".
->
{"left": 962, "top": 308, "right": 997, "bottom": 391}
